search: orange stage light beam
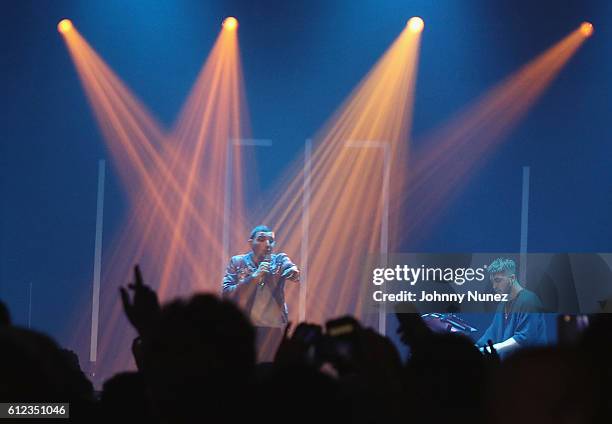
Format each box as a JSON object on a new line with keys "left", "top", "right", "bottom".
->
{"left": 61, "top": 29, "right": 224, "bottom": 253}
{"left": 247, "top": 24, "right": 423, "bottom": 349}
{"left": 403, "top": 24, "right": 591, "bottom": 242}
{"left": 61, "top": 22, "right": 251, "bottom": 383}
{"left": 62, "top": 39, "right": 214, "bottom": 286}
{"left": 156, "top": 26, "right": 248, "bottom": 297}
{"left": 60, "top": 26, "right": 248, "bottom": 292}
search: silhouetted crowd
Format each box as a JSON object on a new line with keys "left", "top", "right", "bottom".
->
{"left": 1, "top": 266, "right": 611, "bottom": 423}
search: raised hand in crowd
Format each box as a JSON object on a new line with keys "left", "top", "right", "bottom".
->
{"left": 119, "top": 265, "right": 160, "bottom": 338}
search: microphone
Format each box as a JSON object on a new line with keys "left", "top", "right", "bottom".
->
{"left": 259, "top": 253, "right": 272, "bottom": 287}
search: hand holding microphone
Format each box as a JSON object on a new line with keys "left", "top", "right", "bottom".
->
{"left": 254, "top": 254, "right": 272, "bottom": 287}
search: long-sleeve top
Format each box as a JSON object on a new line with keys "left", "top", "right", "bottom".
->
{"left": 477, "top": 289, "right": 547, "bottom": 351}
{"left": 222, "top": 252, "right": 299, "bottom": 327}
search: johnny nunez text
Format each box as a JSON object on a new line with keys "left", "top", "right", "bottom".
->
{"left": 372, "top": 290, "right": 508, "bottom": 303}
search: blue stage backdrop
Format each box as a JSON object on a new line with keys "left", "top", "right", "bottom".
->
{"left": 0, "top": 0, "right": 610, "bottom": 355}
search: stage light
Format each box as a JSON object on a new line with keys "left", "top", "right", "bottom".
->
{"left": 223, "top": 17, "right": 238, "bottom": 30}
{"left": 57, "top": 19, "right": 73, "bottom": 34}
{"left": 580, "top": 22, "right": 593, "bottom": 37}
{"left": 407, "top": 17, "right": 424, "bottom": 33}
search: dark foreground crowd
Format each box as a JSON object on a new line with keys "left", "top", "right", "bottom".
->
{"left": 1, "top": 266, "right": 611, "bottom": 423}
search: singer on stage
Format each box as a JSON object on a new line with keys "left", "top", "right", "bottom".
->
{"left": 222, "top": 225, "right": 300, "bottom": 358}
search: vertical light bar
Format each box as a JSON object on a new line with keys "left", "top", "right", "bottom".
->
{"left": 299, "top": 139, "right": 312, "bottom": 322}
{"left": 520, "top": 166, "right": 530, "bottom": 286}
{"left": 379, "top": 143, "right": 391, "bottom": 335}
{"left": 90, "top": 159, "right": 105, "bottom": 363}
{"left": 222, "top": 140, "right": 234, "bottom": 284}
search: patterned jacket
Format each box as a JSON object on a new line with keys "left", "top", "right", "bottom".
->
{"left": 222, "top": 252, "right": 299, "bottom": 327}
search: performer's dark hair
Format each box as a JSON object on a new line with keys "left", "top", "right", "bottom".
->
{"left": 249, "top": 225, "right": 272, "bottom": 239}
